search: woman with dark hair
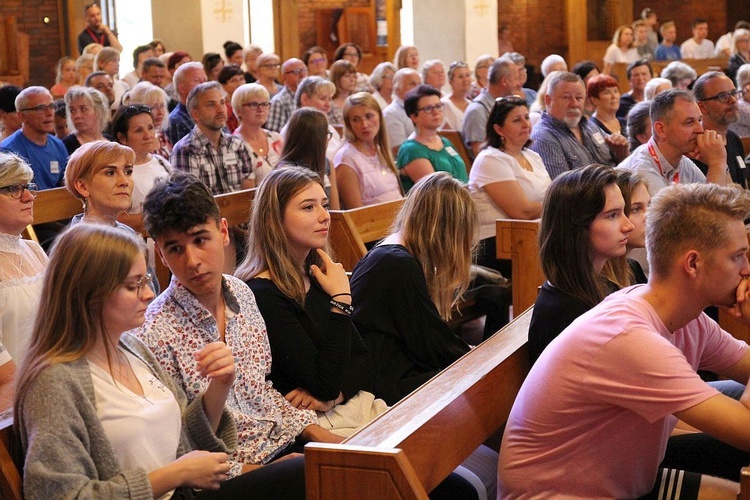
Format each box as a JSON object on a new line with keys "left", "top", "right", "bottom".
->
{"left": 396, "top": 84, "right": 468, "bottom": 192}
{"left": 468, "top": 96, "right": 550, "bottom": 270}
{"left": 334, "top": 43, "right": 372, "bottom": 93}
{"left": 202, "top": 52, "right": 225, "bottom": 82}
{"left": 236, "top": 166, "right": 382, "bottom": 437}
{"left": 278, "top": 108, "right": 340, "bottom": 209}
{"left": 335, "top": 92, "right": 402, "bottom": 208}
{"left": 302, "top": 46, "right": 328, "bottom": 78}
{"left": 528, "top": 164, "right": 634, "bottom": 363}
{"left": 223, "top": 41, "right": 244, "bottom": 67}
{"left": 218, "top": 65, "right": 246, "bottom": 133}
{"left": 327, "top": 60, "right": 358, "bottom": 125}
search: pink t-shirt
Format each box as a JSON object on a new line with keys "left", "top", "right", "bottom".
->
{"left": 499, "top": 286, "right": 748, "bottom": 499}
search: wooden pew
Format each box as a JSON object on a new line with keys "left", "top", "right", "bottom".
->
{"left": 740, "top": 467, "right": 750, "bottom": 499}
{"left": 437, "top": 129, "right": 474, "bottom": 174}
{"left": 741, "top": 137, "right": 750, "bottom": 158}
{"left": 0, "top": 417, "right": 21, "bottom": 500}
{"left": 328, "top": 199, "right": 405, "bottom": 271}
{"left": 496, "top": 219, "right": 543, "bottom": 315}
{"left": 305, "top": 307, "right": 532, "bottom": 499}
{"left": 21, "top": 187, "right": 81, "bottom": 242}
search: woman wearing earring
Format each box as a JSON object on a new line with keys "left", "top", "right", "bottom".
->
{"left": 468, "top": 96, "right": 550, "bottom": 272}
{"left": 528, "top": 164, "right": 634, "bottom": 363}
{"left": 0, "top": 152, "right": 46, "bottom": 399}
{"left": 397, "top": 85, "right": 468, "bottom": 192}
{"left": 236, "top": 166, "right": 382, "bottom": 437}
{"left": 335, "top": 92, "right": 402, "bottom": 208}
{"left": 15, "top": 223, "right": 306, "bottom": 498}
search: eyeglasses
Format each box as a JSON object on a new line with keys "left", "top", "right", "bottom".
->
{"left": 119, "top": 104, "right": 152, "bottom": 116}
{"left": 242, "top": 101, "right": 271, "bottom": 110}
{"left": 416, "top": 102, "right": 445, "bottom": 114}
{"left": 309, "top": 58, "right": 326, "bottom": 65}
{"left": 284, "top": 68, "right": 308, "bottom": 76}
{"left": 123, "top": 273, "right": 153, "bottom": 299}
{"left": 700, "top": 90, "right": 744, "bottom": 103}
{"left": 260, "top": 63, "right": 280, "bottom": 69}
{"left": 19, "top": 103, "right": 55, "bottom": 113}
{"left": 0, "top": 183, "right": 38, "bottom": 199}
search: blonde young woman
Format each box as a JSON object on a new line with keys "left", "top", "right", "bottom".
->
{"left": 236, "top": 166, "right": 384, "bottom": 437}
{"left": 232, "top": 83, "right": 283, "bottom": 186}
{"left": 350, "top": 172, "right": 475, "bottom": 405}
{"left": 50, "top": 57, "right": 78, "bottom": 100}
{"left": 62, "top": 86, "right": 112, "bottom": 155}
{"left": 334, "top": 92, "right": 402, "bottom": 208}
{"left": 394, "top": 45, "right": 420, "bottom": 70}
{"left": 94, "top": 47, "right": 129, "bottom": 110}
{"left": 602, "top": 25, "right": 639, "bottom": 75}
{"left": 15, "top": 223, "right": 304, "bottom": 498}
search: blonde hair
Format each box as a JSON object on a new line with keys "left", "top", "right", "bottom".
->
{"left": 342, "top": 92, "right": 399, "bottom": 182}
{"left": 231, "top": 82, "right": 270, "bottom": 117}
{"left": 392, "top": 172, "right": 477, "bottom": 320}
{"left": 64, "top": 141, "right": 135, "bottom": 204}
{"left": 55, "top": 57, "right": 76, "bottom": 84}
{"left": 0, "top": 151, "right": 33, "bottom": 188}
{"left": 612, "top": 25, "right": 635, "bottom": 47}
{"left": 236, "top": 166, "right": 327, "bottom": 305}
{"left": 647, "top": 183, "right": 750, "bottom": 278}
{"left": 64, "top": 86, "right": 110, "bottom": 134}
{"left": 94, "top": 47, "right": 120, "bottom": 72}
{"left": 394, "top": 45, "right": 419, "bottom": 70}
{"left": 15, "top": 224, "right": 145, "bottom": 427}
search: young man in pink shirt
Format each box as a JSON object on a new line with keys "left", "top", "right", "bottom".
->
{"left": 500, "top": 182, "right": 750, "bottom": 499}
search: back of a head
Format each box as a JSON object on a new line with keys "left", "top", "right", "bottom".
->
{"left": 142, "top": 171, "right": 220, "bottom": 240}
{"left": 539, "top": 164, "right": 617, "bottom": 306}
{"left": 626, "top": 100, "right": 652, "bottom": 151}
{"left": 279, "top": 108, "right": 328, "bottom": 177}
{"left": 0, "top": 85, "right": 21, "bottom": 113}
{"left": 488, "top": 57, "right": 515, "bottom": 86}
{"left": 646, "top": 183, "right": 750, "bottom": 278}
{"left": 541, "top": 55, "right": 567, "bottom": 77}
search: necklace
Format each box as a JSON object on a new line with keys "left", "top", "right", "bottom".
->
{"left": 88, "top": 347, "right": 153, "bottom": 404}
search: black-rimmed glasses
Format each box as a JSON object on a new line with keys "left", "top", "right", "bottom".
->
{"left": 0, "top": 183, "right": 38, "bottom": 199}
{"left": 417, "top": 103, "right": 445, "bottom": 114}
{"left": 699, "top": 90, "right": 744, "bottom": 103}
{"left": 242, "top": 102, "right": 271, "bottom": 110}
{"left": 19, "top": 103, "right": 55, "bottom": 113}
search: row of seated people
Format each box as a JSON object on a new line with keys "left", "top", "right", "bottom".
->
{"left": 0, "top": 137, "right": 498, "bottom": 498}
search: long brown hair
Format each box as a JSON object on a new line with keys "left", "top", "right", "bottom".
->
{"left": 235, "top": 166, "right": 328, "bottom": 305}
{"left": 391, "top": 172, "right": 477, "bottom": 320}
{"left": 15, "top": 224, "right": 145, "bottom": 423}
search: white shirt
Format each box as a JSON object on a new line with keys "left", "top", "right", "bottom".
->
{"left": 468, "top": 147, "right": 551, "bottom": 240}
{"left": 681, "top": 38, "right": 716, "bottom": 59}
{"left": 131, "top": 155, "right": 171, "bottom": 214}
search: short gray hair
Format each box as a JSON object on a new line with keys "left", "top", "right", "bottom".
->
{"left": 369, "top": 62, "right": 397, "bottom": 91}
{"left": 488, "top": 57, "right": 516, "bottom": 85}
{"left": 15, "top": 86, "right": 52, "bottom": 113}
{"left": 660, "top": 61, "right": 697, "bottom": 87}
{"left": 644, "top": 77, "right": 672, "bottom": 101}
{"left": 64, "top": 86, "right": 110, "bottom": 133}
{"left": 0, "top": 151, "right": 33, "bottom": 188}
{"left": 187, "top": 81, "right": 222, "bottom": 111}
{"left": 547, "top": 71, "right": 584, "bottom": 96}
{"left": 737, "top": 63, "right": 750, "bottom": 90}
{"left": 173, "top": 61, "right": 205, "bottom": 89}
{"left": 541, "top": 55, "right": 567, "bottom": 77}
{"left": 421, "top": 59, "right": 445, "bottom": 83}
{"left": 294, "top": 76, "right": 335, "bottom": 107}
{"left": 392, "top": 68, "right": 420, "bottom": 93}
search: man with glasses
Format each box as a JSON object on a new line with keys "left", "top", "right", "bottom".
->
{"left": 265, "top": 58, "right": 307, "bottom": 132}
{"left": 84, "top": 72, "right": 116, "bottom": 108}
{"left": 693, "top": 72, "right": 747, "bottom": 188}
{"left": 0, "top": 87, "right": 68, "bottom": 190}
{"left": 620, "top": 88, "right": 730, "bottom": 196}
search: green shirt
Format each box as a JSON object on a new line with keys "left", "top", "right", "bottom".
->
{"left": 396, "top": 136, "right": 469, "bottom": 192}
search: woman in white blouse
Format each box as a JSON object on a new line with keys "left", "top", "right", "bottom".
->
{"left": 0, "top": 152, "right": 47, "bottom": 403}
{"left": 469, "top": 96, "right": 551, "bottom": 270}
{"left": 441, "top": 61, "right": 472, "bottom": 131}
{"left": 602, "top": 25, "right": 639, "bottom": 75}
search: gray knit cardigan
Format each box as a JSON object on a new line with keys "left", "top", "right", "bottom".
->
{"left": 15, "top": 332, "right": 238, "bottom": 499}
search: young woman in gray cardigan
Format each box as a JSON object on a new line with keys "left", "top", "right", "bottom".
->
{"left": 13, "top": 224, "right": 304, "bottom": 499}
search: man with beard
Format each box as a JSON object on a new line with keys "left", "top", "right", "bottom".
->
{"left": 530, "top": 71, "right": 624, "bottom": 179}
{"left": 499, "top": 181, "right": 750, "bottom": 498}
{"left": 694, "top": 71, "right": 747, "bottom": 188}
{"left": 620, "top": 88, "right": 730, "bottom": 196}
{"left": 84, "top": 71, "right": 115, "bottom": 107}
{"left": 76, "top": 3, "right": 122, "bottom": 54}
{"left": 170, "top": 82, "right": 254, "bottom": 194}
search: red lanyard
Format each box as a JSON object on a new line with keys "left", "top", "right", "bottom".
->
{"left": 86, "top": 28, "right": 106, "bottom": 45}
{"left": 647, "top": 140, "right": 679, "bottom": 184}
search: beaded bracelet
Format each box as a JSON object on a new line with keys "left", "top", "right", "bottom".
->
{"left": 330, "top": 299, "right": 354, "bottom": 315}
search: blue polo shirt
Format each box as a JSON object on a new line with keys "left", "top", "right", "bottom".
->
{"left": 0, "top": 130, "right": 68, "bottom": 190}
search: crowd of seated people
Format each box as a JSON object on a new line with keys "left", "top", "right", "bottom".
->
{"left": 3, "top": 10, "right": 750, "bottom": 498}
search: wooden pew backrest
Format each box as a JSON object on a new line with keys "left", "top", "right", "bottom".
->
{"left": 328, "top": 199, "right": 405, "bottom": 271}
{"left": 0, "top": 416, "right": 21, "bottom": 500}
{"left": 22, "top": 187, "right": 82, "bottom": 241}
{"left": 496, "top": 218, "right": 543, "bottom": 314}
{"left": 612, "top": 57, "right": 728, "bottom": 94}
{"left": 305, "top": 308, "right": 532, "bottom": 499}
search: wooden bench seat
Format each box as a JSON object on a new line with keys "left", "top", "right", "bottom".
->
{"left": 305, "top": 307, "right": 532, "bottom": 499}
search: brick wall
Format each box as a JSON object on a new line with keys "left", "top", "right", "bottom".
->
{"left": 4, "top": 0, "right": 64, "bottom": 87}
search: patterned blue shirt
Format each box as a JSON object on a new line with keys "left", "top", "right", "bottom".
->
{"left": 166, "top": 102, "right": 194, "bottom": 146}
{"left": 265, "top": 86, "right": 296, "bottom": 132}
